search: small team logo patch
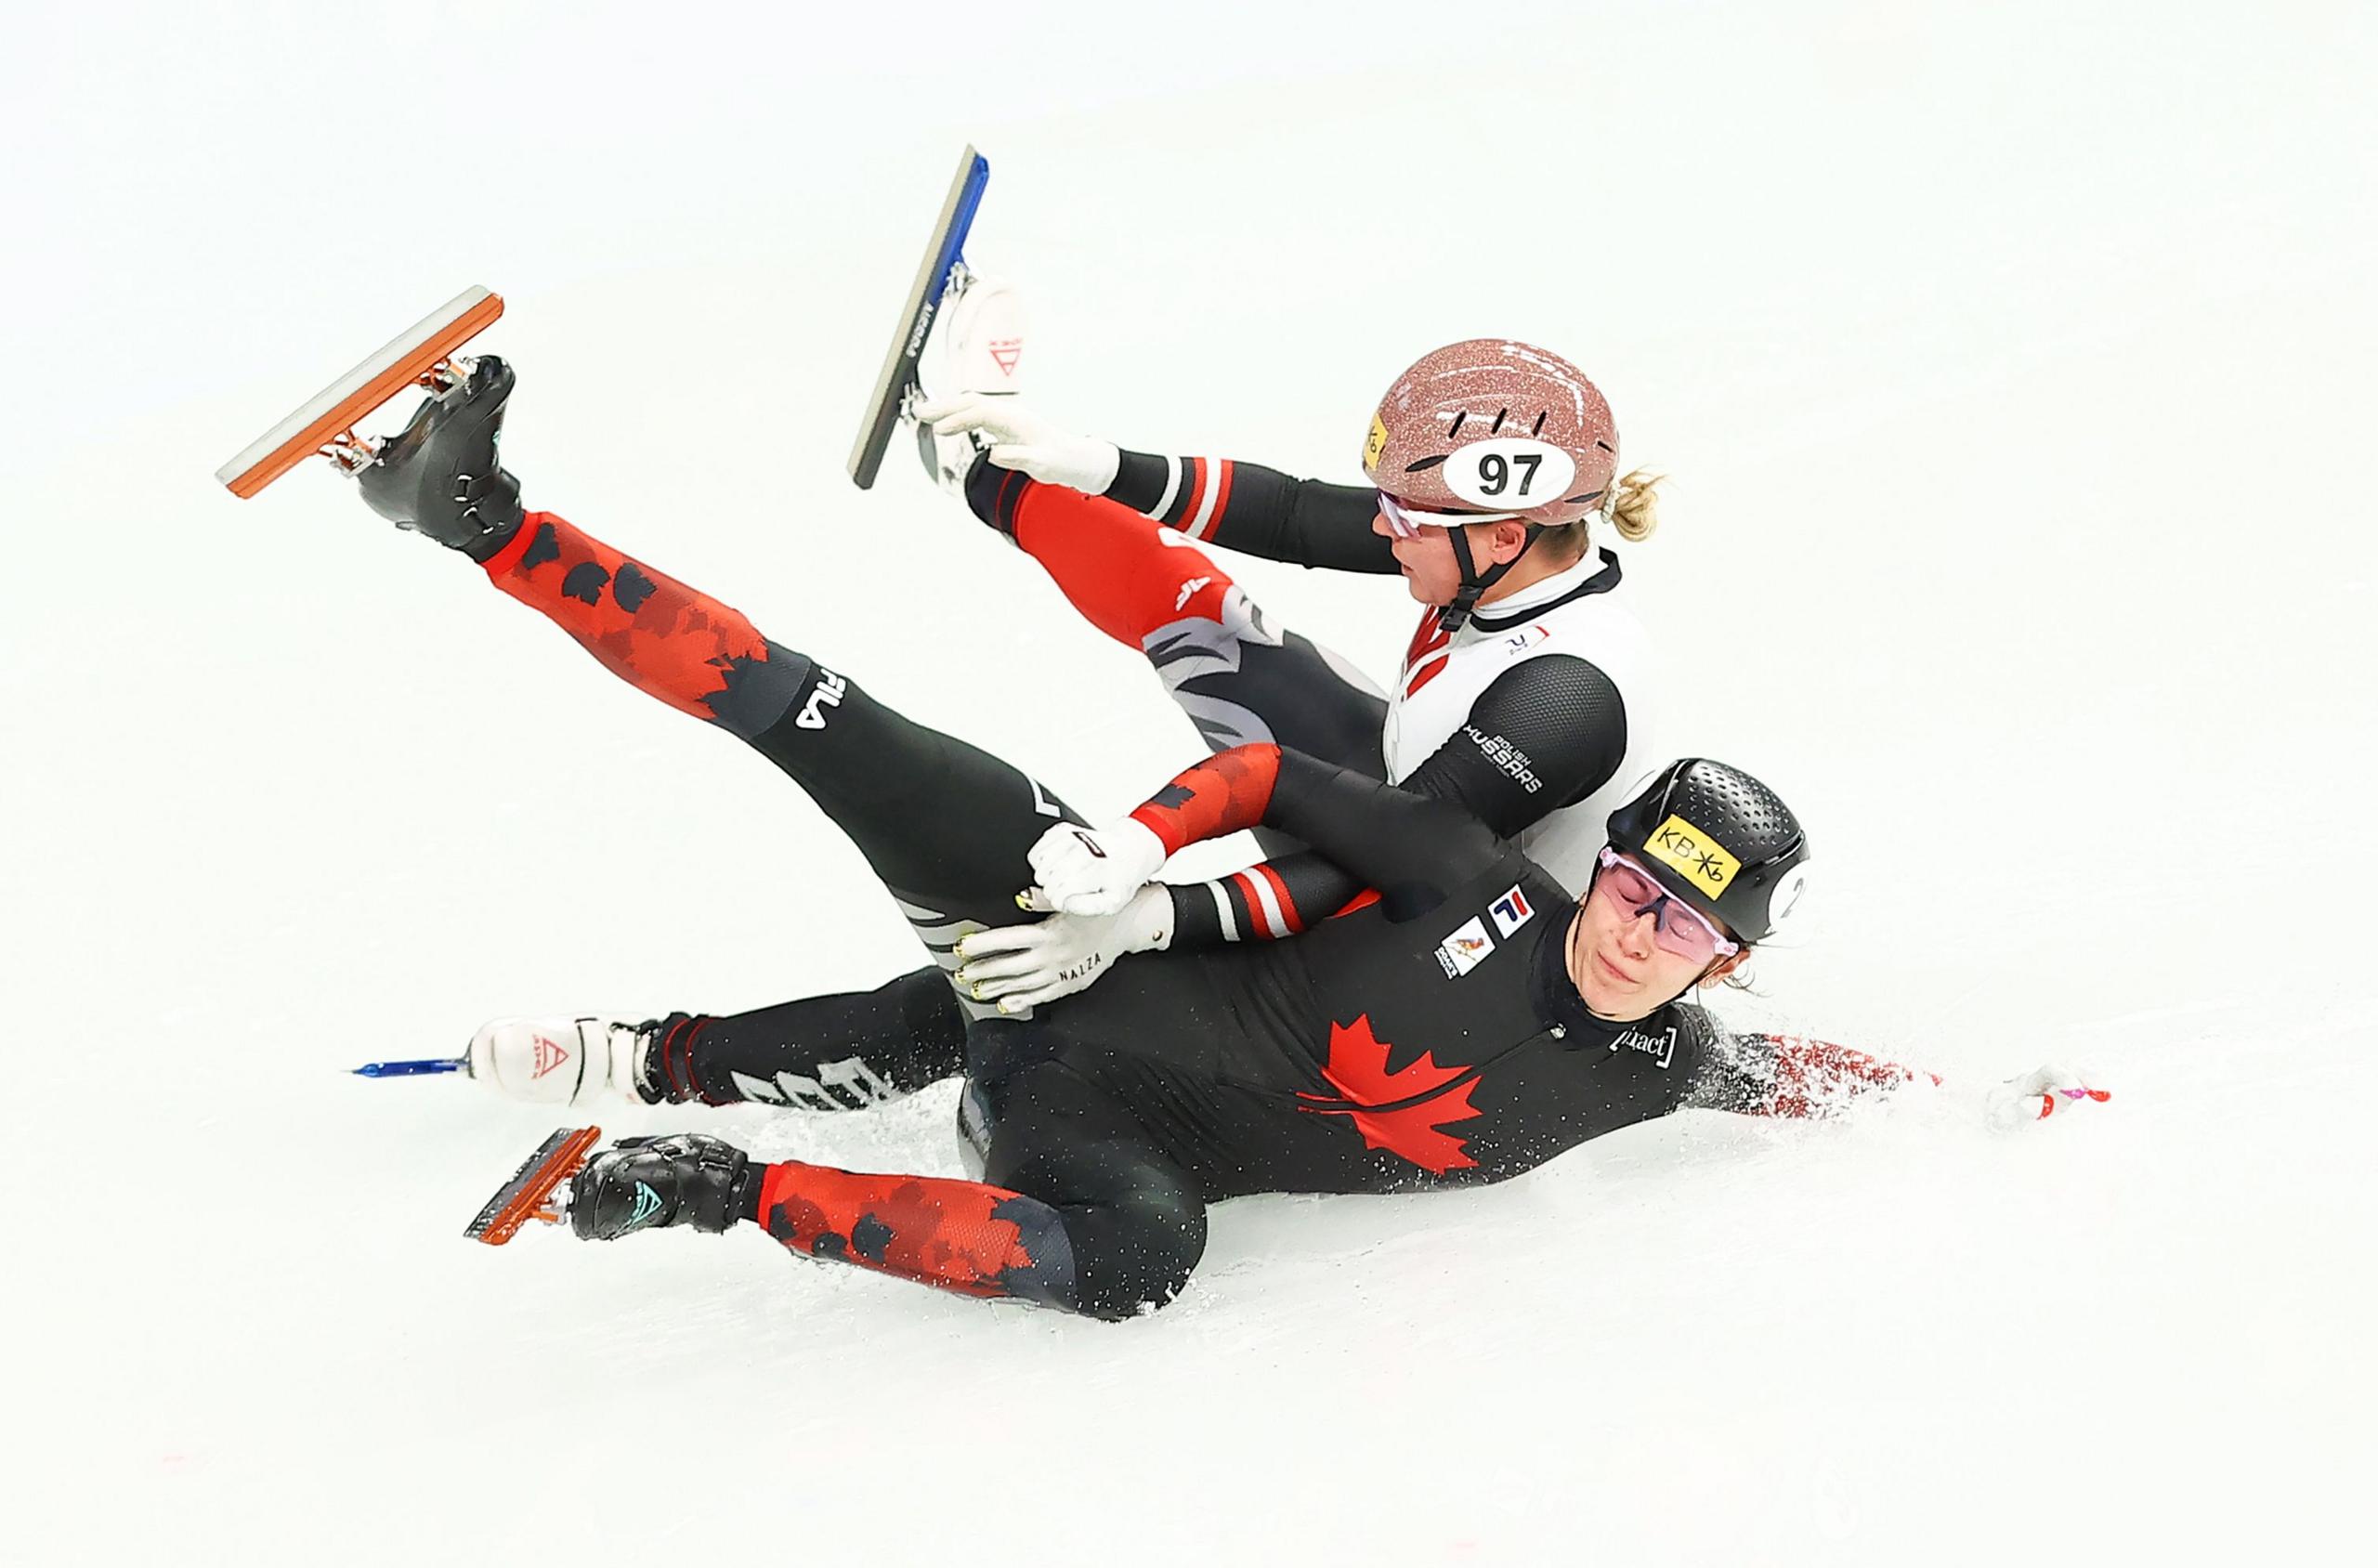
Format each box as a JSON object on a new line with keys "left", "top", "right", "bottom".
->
{"left": 1435, "top": 916, "right": 1496, "bottom": 978}
{"left": 529, "top": 1034, "right": 570, "bottom": 1079}
{"left": 1488, "top": 885, "right": 1535, "bottom": 937}
{"left": 1642, "top": 814, "right": 1743, "bottom": 894}
{"left": 1500, "top": 622, "right": 1550, "bottom": 656}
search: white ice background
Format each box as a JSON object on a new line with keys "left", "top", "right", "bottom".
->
{"left": 4, "top": 3, "right": 2373, "bottom": 1564}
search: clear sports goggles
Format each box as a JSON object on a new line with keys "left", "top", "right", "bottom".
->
{"left": 1590, "top": 847, "right": 1741, "bottom": 963}
{"left": 1376, "top": 490, "right": 1524, "bottom": 540}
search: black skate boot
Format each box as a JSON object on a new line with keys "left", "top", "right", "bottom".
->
{"left": 568, "top": 1134, "right": 756, "bottom": 1240}
{"left": 357, "top": 356, "right": 526, "bottom": 561}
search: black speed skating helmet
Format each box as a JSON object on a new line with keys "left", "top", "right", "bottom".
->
{"left": 1604, "top": 759, "right": 1810, "bottom": 944}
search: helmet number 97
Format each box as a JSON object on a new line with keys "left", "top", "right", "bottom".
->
{"left": 1478, "top": 452, "right": 1539, "bottom": 497}
{"left": 1444, "top": 438, "right": 1577, "bottom": 511}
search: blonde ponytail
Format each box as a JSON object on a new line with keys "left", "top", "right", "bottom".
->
{"left": 1526, "top": 467, "right": 1666, "bottom": 563}
{"left": 1605, "top": 467, "right": 1665, "bottom": 542}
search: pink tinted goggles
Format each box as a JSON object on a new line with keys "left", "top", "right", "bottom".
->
{"left": 1376, "top": 490, "right": 1523, "bottom": 540}
{"left": 1591, "top": 847, "right": 1741, "bottom": 963}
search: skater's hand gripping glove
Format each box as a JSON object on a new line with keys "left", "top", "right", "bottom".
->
{"left": 957, "top": 886, "right": 1174, "bottom": 1013}
{"left": 1023, "top": 818, "right": 1168, "bottom": 917}
{"left": 916, "top": 393, "right": 1121, "bottom": 496}
{"left": 1984, "top": 1065, "right": 2111, "bottom": 1129}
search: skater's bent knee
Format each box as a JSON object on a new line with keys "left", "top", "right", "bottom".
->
{"left": 1065, "top": 1190, "right": 1208, "bottom": 1321}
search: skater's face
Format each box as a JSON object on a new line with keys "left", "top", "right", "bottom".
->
{"left": 1372, "top": 504, "right": 1533, "bottom": 608}
{"left": 1567, "top": 865, "right": 1749, "bottom": 1020}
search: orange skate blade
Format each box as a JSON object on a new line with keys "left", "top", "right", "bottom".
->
{"left": 216, "top": 285, "right": 505, "bottom": 499}
{"left": 465, "top": 1125, "right": 602, "bottom": 1247}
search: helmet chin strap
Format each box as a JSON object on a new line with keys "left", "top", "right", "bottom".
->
{"left": 1438, "top": 522, "right": 1543, "bottom": 632}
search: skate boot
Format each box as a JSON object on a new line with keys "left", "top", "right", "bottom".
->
{"left": 911, "top": 268, "right": 1026, "bottom": 495}
{"left": 466, "top": 1014, "right": 662, "bottom": 1107}
{"left": 355, "top": 355, "right": 526, "bottom": 560}
{"left": 568, "top": 1133, "right": 754, "bottom": 1239}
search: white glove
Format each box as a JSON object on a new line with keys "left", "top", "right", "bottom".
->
{"left": 914, "top": 392, "right": 1121, "bottom": 495}
{"left": 1024, "top": 817, "right": 1168, "bottom": 917}
{"left": 1984, "top": 1064, "right": 2111, "bottom": 1129}
{"left": 956, "top": 885, "right": 1174, "bottom": 1013}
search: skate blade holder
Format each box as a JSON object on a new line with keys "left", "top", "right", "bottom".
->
{"left": 215, "top": 285, "right": 504, "bottom": 499}
{"left": 465, "top": 1125, "right": 602, "bottom": 1246}
{"left": 848, "top": 146, "right": 988, "bottom": 490}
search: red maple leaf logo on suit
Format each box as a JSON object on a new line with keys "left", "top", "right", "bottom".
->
{"left": 1297, "top": 1014, "right": 1482, "bottom": 1174}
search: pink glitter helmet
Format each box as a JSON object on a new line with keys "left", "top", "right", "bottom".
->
{"left": 1360, "top": 339, "right": 1618, "bottom": 528}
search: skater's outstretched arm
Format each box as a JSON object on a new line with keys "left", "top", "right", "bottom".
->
{"left": 1111, "top": 450, "right": 1395, "bottom": 572}
{"left": 969, "top": 448, "right": 1395, "bottom": 573}
{"left": 922, "top": 397, "right": 1393, "bottom": 572}
{"left": 1681, "top": 1018, "right": 1935, "bottom": 1118}
{"left": 1683, "top": 1023, "right": 2108, "bottom": 1127}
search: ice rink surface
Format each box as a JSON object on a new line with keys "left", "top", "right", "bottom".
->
{"left": 5, "top": 3, "right": 2373, "bottom": 1563}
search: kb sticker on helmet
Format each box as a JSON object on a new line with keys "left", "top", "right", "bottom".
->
{"left": 1642, "top": 815, "right": 1742, "bottom": 894}
{"left": 1443, "top": 438, "right": 1577, "bottom": 511}
{"left": 1365, "top": 414, "right": 1391, "bottom": 473}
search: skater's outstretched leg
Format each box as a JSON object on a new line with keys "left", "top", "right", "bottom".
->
{"left": 964, "top": 463, "right": 1388, "bottom": 772}
{"left": 910, "top": 273, "right": 1381, "bottom": 776}
{"left": 358, "top": 357, "right": 1079, "bottom": 911}
{"left": 355, "top": 360, "right": 1077, "bottom": 1070}
{"left": 464, "top": 966, "right": 967, "bottom": 1109}
{"left": 567, "top": 1058, "right": 1206, "bottom": 1319}
{"left": 651, "top": 968, "right": 967, "bottom": 1106}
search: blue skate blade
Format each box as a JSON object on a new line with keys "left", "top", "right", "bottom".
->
{"left": 847, "top": 146, "right": 992, "bottom": 490}
{"left": 351, "top": 1056, "right": 467, "bottom": 1078}
{"left": 934, "top": 151, "right": 991, "bottom": 296}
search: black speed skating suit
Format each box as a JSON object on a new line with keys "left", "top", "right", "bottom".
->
{"left": 965, "top": 744, "right": 1742, "bottom": 1201}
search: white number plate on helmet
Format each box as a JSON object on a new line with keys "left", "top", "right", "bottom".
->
{"left": 1442, "top": 438, "right": 1576, "bottom": 510}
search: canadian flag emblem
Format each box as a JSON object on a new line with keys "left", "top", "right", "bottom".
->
{"left": 529, "top": 1034, "right": 571, "bottom": 1079}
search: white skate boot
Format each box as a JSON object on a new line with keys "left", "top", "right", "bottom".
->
{"left": 911, "top": 267, "right": 1026, "bottom": 494}
{"left": 466, "top": 1014, "right": 658, "bottom": 1106}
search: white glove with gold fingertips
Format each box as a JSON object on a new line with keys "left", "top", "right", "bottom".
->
{"left": 1023, "top": 817, "right": 1168, "bottom": 918}
{"left": 914, "top": 392, "right": 1121, "bottom": 495}
{"left": 957, "top": 886, "right": 1175, "bottom": 1013}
